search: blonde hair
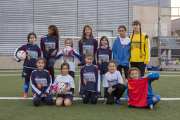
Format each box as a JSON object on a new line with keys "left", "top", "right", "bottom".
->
{"left": 128, "top": 67, "right": 141, "bottom": 79}
{"left": 64, "top": 38, "right": 73, "bottom": 48}
{"left": 80, "top": 25, "right": 94, "bottom": 44}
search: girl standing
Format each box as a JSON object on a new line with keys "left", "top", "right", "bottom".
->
{"left": 40, "top": 25, "right": 59, "bottom": 82}
{"left": 30, "top": 57, "right": 53, "bottom": 106}
{"left": 56, "top": 38, "right": 81, "bottom": 96}
{"left": 79, "top": 53, "right": 100, "bottom": 104}
{"left": 130, "top": 20, "right": 150, "bottom": 76}
{"left": 96, "top": 36, "right": 113, "bottom": 98}
{"left": 78, "top": 25, "right": 98, "bottom": 68}
{"left": 52, "top": 63, "right": 75, "bottom": 107}
{"left": 14, "top": 32, "right": 43, "bottom": 98}
{"left": 103, "top": 60, "right": 126, "bottom": 105}
{"left": 112, "top": 25, "right": 131, "bottom": 79}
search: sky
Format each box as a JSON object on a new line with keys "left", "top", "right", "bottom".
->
{"left": 171, "top": 0, "right": 180, "bottom": 20}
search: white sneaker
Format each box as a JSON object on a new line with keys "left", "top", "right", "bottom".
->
{"left": 149, "top": 104, "right": 153, "bottom": 110}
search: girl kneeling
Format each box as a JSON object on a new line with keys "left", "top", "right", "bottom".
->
{"left": 53, "top": 63, "right": 75, "bottom": 107}
{"left": 30, "top": 57, "right": 53, "bottom": 106}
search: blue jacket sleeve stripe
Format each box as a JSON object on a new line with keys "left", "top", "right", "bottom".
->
{"left": 45, "top": 74, "right": 52, "bottom": 94}
{"left": 73, "top": 50, "right": 81, "bottom": 58}
{"left": 56, "top": 51, "right": 63, "bottom": 59}
{"left": 14, "top": 46, "right": 23, "bottom": 62}
{"left": 30, "top": 74, "right": 42, "bottom": 95}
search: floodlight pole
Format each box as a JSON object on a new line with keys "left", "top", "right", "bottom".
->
{"left": 158, "top": 0, "right": 161, "bottom": 66}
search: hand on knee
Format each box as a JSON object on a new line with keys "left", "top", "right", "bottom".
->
{"left": 152, "top": 97, "right": 157, "bottom": 103}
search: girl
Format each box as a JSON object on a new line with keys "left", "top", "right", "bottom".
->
{"left": 56, "top": 38, "right": 81, "bottom": 96}
{"left": 79, "top": 53, "right": 100, "bottom": 104}
{"left": 14, "top": 32, "right": 43, "bottom": 98}
{"left": 30, "top": 57, "right": 53, "bottom": 107}
{"left": 112, "top": 25, "right": 131, "bottom": 79}
{"left": 125, "top": 67, "right": 161, "bottom": 109}
{"left": 40, "top": 25, "right": 59, "bottom": 83}
{"left": 96, "top": 36, "right": 113, "bottom": 98}
{"left": 130, "top": 20, "right": 150, "bottom": 76}
{"left": 78, "top": 25, "right": 98, "bottom": 68}
{"left": 103, "top": 60, "right": 126, "bottom": 105}
{"left": 52, "top": 63, "right": 75, "bottom": 107}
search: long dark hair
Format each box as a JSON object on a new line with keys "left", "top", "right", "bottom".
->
{"left": 80, "top": 25, "right": 94, "bottom": 44}
{"left": 131, "top": 20, "right": 142, "bottom": 49}
{"left": 27, "top": 32, "right": 37, "bottom": 46}
{"left": 99, "top": 36, "right": 110, "bottom": 49}
{"left": 48, "top": 25, "right": 59, "bottom": 41}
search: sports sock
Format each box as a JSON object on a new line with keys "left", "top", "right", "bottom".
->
{"left": 147, "top": 98, "right": 156, "bottom": 106}
{"left": 24, "top": 82, "right": 29, "bottom": 93}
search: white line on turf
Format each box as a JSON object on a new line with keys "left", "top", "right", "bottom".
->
{"left": 1, "top": 70, "right": 180, "bottom": 73}
{"left": 0, "top": 97, "right": 179, "bottom": 100}
{"left": 1, "top": 74, "right": 180, "bottom": 77}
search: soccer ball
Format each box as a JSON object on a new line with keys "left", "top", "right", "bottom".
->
{"left": 63, "top": 46, "right": 73, "bottom": 56}
{"left": 57, "top": 82, "right": 67, "bottom": 94}
{"left": 17, "top": 50, "right": 26, "bottom": 60}
{"left": 52, "top": 82, "right": 67, "bottom": 94}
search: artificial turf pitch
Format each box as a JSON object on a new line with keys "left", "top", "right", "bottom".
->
{"left": 0, "top": 70, "right": 180, "bottom": 120}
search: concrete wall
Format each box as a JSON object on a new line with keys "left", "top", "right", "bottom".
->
{"left": 172, "top": 18, "right": 180, "bottom": 31}
{"left": 133, "top": 5, "right": 171, "bottom": 42}
{"left": 175, "top": 30, "right": 180, "bottom": 37}
{"left": 133, "top": 5, "right": 171, "bottom": 66}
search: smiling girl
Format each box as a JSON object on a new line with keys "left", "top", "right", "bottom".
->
{"left": 14, "top": 32, "right": 43, "bottom": 98}
{"left": 103, "top": 60, "right": 126, "bottom": 105}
